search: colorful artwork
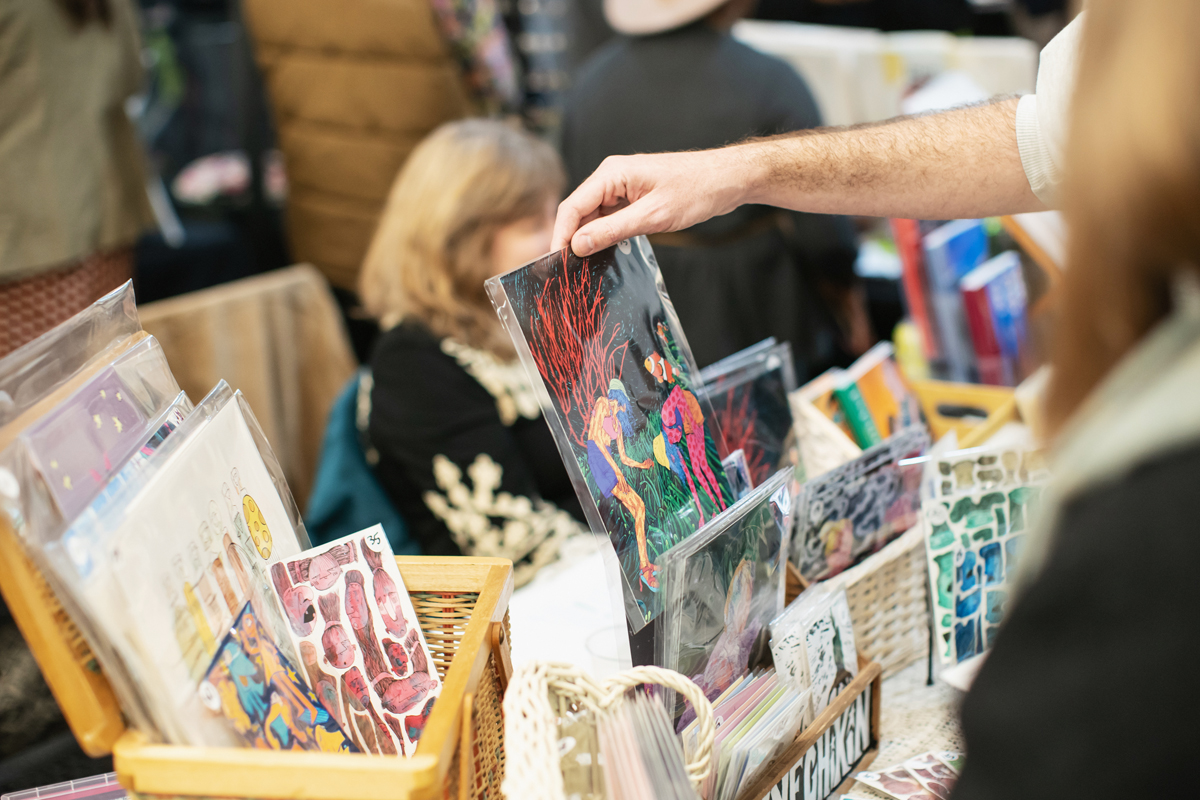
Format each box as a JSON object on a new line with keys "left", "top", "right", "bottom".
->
{"left": 700, "top": 341, "right": 799, "bottom": 488}
{"left": 854, "top": 766, "right": 937, "bottom": 800}
{"left": 201, "top": 603, "right": 356, "bottom": 752}
{"left": 93, "top": 394, "right": 307, "bottom": 746}
{"left": 657, "top": 470, "right": 791, "bottom": 728}
{"left": 271, "top": 525, "right": 440, "bottom": 756}
{"left": 903, "top": 752, "right": 957, "bottom": 800}
{"left": 23, "top": 368, "right": 148, "bottom": 520}
{"left": 921, "top": 446, "right": 1050, "bottom": 500}
{"left": 923, "top": 484, "right": 1043, "bottom": 664}
{"left": 793, "top": 428, "right": 929, "bottom": 581}
{"left": 488, "top": 239, "right": 732, "bottom": 630}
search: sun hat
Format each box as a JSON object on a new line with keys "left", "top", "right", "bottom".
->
{"left": 604, "top": 0, "right": 730, "bottom": 35}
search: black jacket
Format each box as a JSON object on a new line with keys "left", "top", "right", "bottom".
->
{"left": 368, "top": 321, "right": 586, "bottom": 585}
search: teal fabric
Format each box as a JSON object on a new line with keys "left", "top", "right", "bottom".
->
{"left": 304, "top": 371, "right": 416, "bottom": 554}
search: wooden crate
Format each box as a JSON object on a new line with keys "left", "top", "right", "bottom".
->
{"left": 0, "top": 541, "right": 514, "bottom": 800}
{"left": 738, "top": 654, "right": 882, "bottom": 800}
{"left": 911, "top": 380, "right": 1017, "bottom": 446}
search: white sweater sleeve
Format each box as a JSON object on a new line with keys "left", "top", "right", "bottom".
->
{"left": 1016, "top": 15, "right": 1084, "bottom": 208}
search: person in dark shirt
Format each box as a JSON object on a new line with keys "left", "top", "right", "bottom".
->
{"left": 562, "top": 0, "right": 871, "bottom": 381}
{"left": 358, "top": 120, "right": 587, "bottom": 586}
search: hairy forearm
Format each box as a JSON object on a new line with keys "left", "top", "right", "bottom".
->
{"left": 733, "top": 98, "right": 1044, "bottom": 219}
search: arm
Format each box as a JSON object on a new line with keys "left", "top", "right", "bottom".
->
{"left": 553, "top": 98, "right": 1044, "bottom": 257}
{"left": 615, "top": 430, "right": 652, "bottom": 470}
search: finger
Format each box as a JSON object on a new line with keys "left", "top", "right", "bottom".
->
{"left": 572, "top": 200, "right": 662, "bottom": 257}
{"left": 552, "top": 174, "right": 616, "bottom": 253}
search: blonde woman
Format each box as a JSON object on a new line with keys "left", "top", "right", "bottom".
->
{"left": 359, "top": 120, "right": 586, "bottom": 586}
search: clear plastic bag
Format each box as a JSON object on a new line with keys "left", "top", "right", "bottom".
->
{"left": 698, "top": 340, "right": 799, "bottom": 492}
{"left": 486, "top": 238, "right": 733, "bottom": 632}
{"left": 0, "top": 281, "right": 140, "bottom": 428}
{"left": 792, "top": 427, "right": 929, "bottom": 581}
{"left": 769, "top": 586, "right": 858, "bottom": 716}
{"left": 656, "top": 468, "right": 793, "bottom": 728}
{"left": 33, "top": 381, "right": 312, "bottom": 745}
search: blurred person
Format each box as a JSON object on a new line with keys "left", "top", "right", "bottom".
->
{"left": 550, "top": 14, "right": 1087, "bottom": 253}
{"left": 0, "top": 0, "right": 155, "bottom": 359}
{"left": 954, "top": 1, "right": 1200, "bottom": 795}
{"left": 562, "top": 0, "right": 871, "bottom": 381}
{"left": 560, "top": 2, "right": 1200, "bottom": 793}
{"left": 359, "top": 120, "right": 587, "bottom": 587}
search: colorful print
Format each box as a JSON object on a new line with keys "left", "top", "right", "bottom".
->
{"left": 658, "top": 470, "right": 792, "bottom": 728}
{"left": 793, "top": 428, "right": 929, "bottom": 581}
{"left": 700, "top": 340, "right": 799, "bottom": 488}
{"left": 201, "top": 603, "right": 356, "bottom": 753}
{"left": 488, "top": 239, "right": 732, "bottom": 630}
{"left": 920, "top": 446, "right": 1050, "bottom": 500}
{"left": 271, "top": 525, "right": 441, "bottom": 756}
{"left": 923, "top": 484, "right": 1043, "bottom": 664}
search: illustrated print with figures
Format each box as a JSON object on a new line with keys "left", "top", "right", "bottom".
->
{"left": 100, "top": 396, "right": 307, "bottom": 745}
{"left": 487, "top": 238, "right": 733, "bottom": 631}
{"left": 270, "top": 525, "right": 441, "bottom": 756}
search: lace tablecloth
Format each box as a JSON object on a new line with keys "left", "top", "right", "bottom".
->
{"left": 844, "top": 659, "right": 965, "bottom": 799}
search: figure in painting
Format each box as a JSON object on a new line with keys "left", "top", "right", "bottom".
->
{"left": 686, "top": 560, "right": 761, "bottom": 726}
{"left": 288, "top": 542, "right": 357, "bottom": 591}
{"left": 271, "top": 563, "right": 317, "bottom": 637}
{"left": 586, "top": 379, "right": 657, "bottom": 590}
{"left": 660, "top": 378, "right": 727, "bottom": 515}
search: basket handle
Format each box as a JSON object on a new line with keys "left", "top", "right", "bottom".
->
{"left": 502, "top": 661, "right": 715, "bottom": 800}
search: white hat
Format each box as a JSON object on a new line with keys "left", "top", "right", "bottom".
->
{"left": 604, "top": 0, "right": 730, "bottom": 35}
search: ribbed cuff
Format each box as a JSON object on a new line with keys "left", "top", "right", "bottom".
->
{"left": 1015, "top": 94, "right": 1062, "bottom": 208}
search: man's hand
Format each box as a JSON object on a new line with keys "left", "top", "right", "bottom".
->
{"left": 551, "top": 148, "right": 754, "bottom": 256}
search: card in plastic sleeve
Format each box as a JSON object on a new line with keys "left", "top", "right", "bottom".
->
{"left": 486, "top": 238, "right": 733, "bottom": 631}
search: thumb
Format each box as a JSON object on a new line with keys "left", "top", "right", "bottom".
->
{"left": 571, "top": 202, "right": 660, "bottom": 257}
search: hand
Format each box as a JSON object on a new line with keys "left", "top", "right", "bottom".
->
{"left": 552, "top": 148, "right": 754, "bottom": 256}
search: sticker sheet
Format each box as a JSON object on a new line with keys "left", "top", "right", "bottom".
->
{"left": 23, "top": 368, "right": 149, "bottom": 521}
{"left": 854, "top": 766, "right": 938, "bottom": 800}
{"left": 102, "top": 396, "right": 307, "bottom": 745}
{"left": 658, "top": 470, "right": 792, "bottom": 728}
{"left": 488, "top": 238, "right": 732, "bottom": 630}
{"left": 922, "top": 446, "right": 1049, "bottom": 500}
{"left": 700, "top": 341, "right": 799, "bottom": 488}
{"left": 272, "top": 525, "right": 440, "bottom": 756}
{"left": 793, "top": 428, "right": 929, "bottom": 581}
{"left": 924, "top": 485, "right": 1043, "bottom": 664}
{"left": 201, "top": 603, "right": 356, "bottom": 752}
{"left": 903, "top": 752, "right": 957, "bottom": 800}
{"left": 770, "top": 586, "right": 858, "bottom": 716}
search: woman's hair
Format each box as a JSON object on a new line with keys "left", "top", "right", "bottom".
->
{"left": 1046, "top": 1, "right": 1200, "bottom": 435}
{"left": 360, "top": 119, "right": 565, "bottom": 356}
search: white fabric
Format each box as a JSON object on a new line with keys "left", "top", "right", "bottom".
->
{"left": 1015, "top": 15, "right": 1085, "bottom": 208}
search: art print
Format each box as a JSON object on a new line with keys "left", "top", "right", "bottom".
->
{"left": 102, "top": 395, "right": 307, "bottom": 745}
{"left": 903, "top": 753, "right": 957, "bottom": 800}
{"left": 700, "top": 342, "right": 799, "bottom": 488}
{"left": 935, "top": 751, "right": 964, "bottom": 774}
{"left": 200, "top": 603, "right": 356, "bottom": 752}
{"left": 488, "top": 238, "right": 732, "bottom": 630}
{"left": 924, "top": 485, "right": 1043, "bottom": 664}
{"left": 23, "top": 368, "right": 149, "bottom": 521}
{"left": 921, "top": 446, "right": 1049, "bottom": 500}
{"left": 659, "top": 470, "right": 791, "bottom": 728}
{"left": 794, "top": 428, "right": 929, "bottom": 581}
{"left": 272, "top": 525, "right": 440, "bottom": 756}
{"left": 854, "top": 766, "right": 937, "bottom": 800}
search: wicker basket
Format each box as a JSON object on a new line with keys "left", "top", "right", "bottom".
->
{"left": 787, "top": 526, "right": 930, "bottom": 679}
{"left": 0, "top": 535, "right": 515, "bottom": 800}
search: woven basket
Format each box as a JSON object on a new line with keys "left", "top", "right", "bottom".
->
{"left": 503, "top": 662, "right": 716, "bottom": 800}
{"left": 830, "top": 525, "right": 930, "bottom": 679}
